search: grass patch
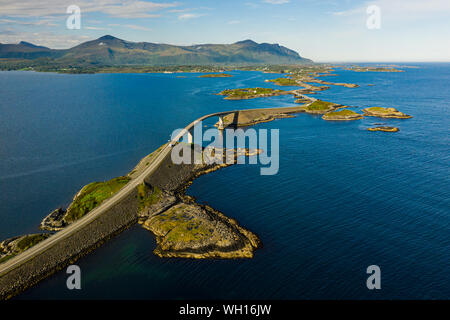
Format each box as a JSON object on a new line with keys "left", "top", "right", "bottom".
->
{"left": 16, "top": 234, "right": 49, "bottom": 251}
{"left": 65, "top": 176, "right": 131, "bottom": 222}
{"left": 154, "top": 206, "right": 212, "bottom": 243}
{"left": 0, "top": 254, "right": 16, "bottom": 264}
{"left": 199, "top": 73, "right": 233, "bottom": 78}
{"left": 268, "top": 77, "right": 299, "bottom": 86}
{"left": 137, "top": 183, "right": 162, "bottom": 211}
{"left": 326, "top": 109, "right": 359, "bottom": 116}
{"left": 306, "top": 100, "right": 335, "bottom": 110}
{"left": 219, "top": 87, "right": 280, "bottom": 98}
{"left": 365, "top": 107, "right": 390, "bottom": 113}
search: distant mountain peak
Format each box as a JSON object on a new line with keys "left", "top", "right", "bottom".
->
{"left": 97, "top": 35, "right": 120, "bottom": 41}
{"left": 19, "top": 41, "right": 45, "bottom": 48}
{"left": 235, "top": 39, "right": 257, "bottom": 45}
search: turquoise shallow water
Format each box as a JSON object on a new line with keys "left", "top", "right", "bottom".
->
{"left": 0, "top": 65, "right": 448, "bottom": 299}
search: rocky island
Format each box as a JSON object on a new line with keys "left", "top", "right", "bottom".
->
{"left": 199, "top": 73, "right": 233, "bottom": 78}
{"left": 298, "top": 99, "right": 342, "bottom": 114}
{"left": 322, "top": 109, "right": 364, "bottom": 121}
{"left": 218, "top": 87, "right": 291, "bottom": 100}
{"left": 363, "top": 107, "right": 412, "bottom": 119}
{"left": 368, "top": 126, "right": 400, "bottom": 132}
{"left": 343, "top": 66, "right": 404, "bottom": 72}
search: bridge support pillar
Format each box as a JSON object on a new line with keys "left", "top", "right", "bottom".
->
{"left": 218, "top": 115, "right": 225, "bottom": 130}
{"left": 187, "top": 130, "right": 193, "bottom": 144}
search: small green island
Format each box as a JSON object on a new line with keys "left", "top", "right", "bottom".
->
{"left": 368, "top": 126, "right": 399, "bottom": 132}
{"left": 218, "top": 87, "right": 290, "bottom": 100}
{"left": 322, "top": 109, "right": 364, "bottom": 121}
{"left": 267, "top": 77, "right": 300, "bottom": 86}
{"left": 343, "top": 66, "right": 404, "bottom": 72}
{"left": 363, "top": 107, "right": 412, "bottom": 119}
{"left": 199, "top": 73, "right": 233, "bottom": 78}
{"left": 299, "top": 99, "right": 341, "bottom": 114}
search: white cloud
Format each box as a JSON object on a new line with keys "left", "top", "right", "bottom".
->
{"left": 107, "top": 23, "right": 151, "bottom": 31}
{"left": 123, "top": 24, "right": 151, "bottom": 31}
{"left": 0, "top": 29, "right": 90, "bottom": 48}
{"left": 263, "top": 0, "right": 290, "bottom": 4}
{"left": 228, "top": 20, "right": 240, "bottom": 24}
{"left": 332, "top": 0, "right": 450, "bottom": 18}
{"left": 84, "top": 26, "right": 110, "bottom": 30}
{"left": 178, "top": 13, "right": 205, "bottom": 20}
{"left": 0, "top": 18, "right": 57, "bottom": 26}
{"left": 0, "top": 0, "right": 177, "bottom": 18}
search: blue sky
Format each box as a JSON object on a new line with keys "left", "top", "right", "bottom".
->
{"left": 0, "top": 0, "right": 449, "bottom": 62}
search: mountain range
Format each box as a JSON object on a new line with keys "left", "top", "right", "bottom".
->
{"left": 0, "top": 35, "right": 312, "bottom": 66}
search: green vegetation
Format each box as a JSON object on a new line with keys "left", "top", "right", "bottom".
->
{"left": 199, "top": 73, "right": 233, "bottom": 78}
{"left": 16, "top": 234, "right": 49, "bottom": 251}
{"left": 137, "top": 183, "right": 162, "bottom": 211}
{"left": 0, "top": 233, "right": 50, "bottom": 264}
{"left": 325, "top": 109, "right": 358, "bottom": 116}
{"left": 268, "top": 77, "right": 299, "bottom": 86}
{"left": 64, "top": 176, "right": 131, "bottom": 222}
{"left": 0, "top": 254, "right": 16, "bottom": 264}
{"left": 322, "top": 109, "right": 363, "bottom": 120}
{"left": 219, "top": 87, "right": 287, "bottom": 99}
{"left": 368, "top": 126, "right": 399, "bottom": 132}
{"left": 345, "top": 66, "right": 403, "bottom": 72}
{"left": 306, "top": 100, "right": 336, "bottom": 111}
{"left": 154, "top": 205, "right": 213, "bottom": 243}
{"left": 365, "top": 107, "right": 390, "bottom": 113}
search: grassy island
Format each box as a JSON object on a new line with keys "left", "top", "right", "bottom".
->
{"left": 199, "top": 73, "right": 233, "bottom": 78}
{"left": 218, "top": 87, "right": 289, "bottom": 100}
{"left": 344, "top": 66, "right": 404, "bottom": 72}
{"left": 267, "top": 77, "right": 300, "bottom": 86}
{"left": 322, "top": 109, "right": 364, "bottom": 121}
{"left": 299, "top": 99, "right": 340, "bottom": 114}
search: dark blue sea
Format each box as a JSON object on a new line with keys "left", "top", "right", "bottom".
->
{"left": 0, "top": 64, "right": 448, "bottom": 299}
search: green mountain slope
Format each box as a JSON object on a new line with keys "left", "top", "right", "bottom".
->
{"left": 0, "top": 35, "right": 312, "bottom": 66}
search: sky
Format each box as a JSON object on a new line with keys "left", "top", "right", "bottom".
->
{"left": 0, "top": 0, "right": 449, "bottom": 62}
